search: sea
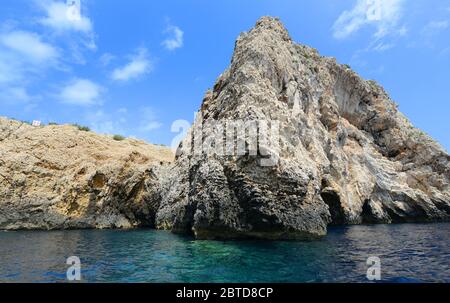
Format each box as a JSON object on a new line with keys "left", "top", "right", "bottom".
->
{"left": 0, "top": 223, "right": 448, "bottom": 283}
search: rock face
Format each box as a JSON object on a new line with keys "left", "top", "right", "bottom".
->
{"left": 0, "top": 117, "right": 173, "bottom": 230}
{"left": 156, "top": 17, "right": 450, "bottom": 239}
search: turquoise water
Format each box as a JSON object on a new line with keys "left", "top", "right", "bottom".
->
{"left": 0, "top": 223, "right": 448, "bottom": 283}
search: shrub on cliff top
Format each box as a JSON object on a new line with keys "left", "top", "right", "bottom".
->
{"left": 72, "top": 124, "right": 91, "bottom": 132}
{"left": 113, "top": 135, "right": 126, "bottom": 141}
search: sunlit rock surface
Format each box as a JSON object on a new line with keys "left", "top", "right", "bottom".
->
{"left": 0, "top": 118, "right": 173, "bottom": 230}
{"left": 156, "top": 17, "right": 450, "bottom": 239}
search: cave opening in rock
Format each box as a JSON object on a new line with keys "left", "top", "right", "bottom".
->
{"left": 361, "top": 199, "right": 376, "bottom": 224}
{"left": 321, "top": 191, "right": 346, "bottom": 226}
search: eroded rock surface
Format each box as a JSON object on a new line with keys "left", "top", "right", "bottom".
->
{"left": 0, "top": 118, "right": 173, "bottom": 230}
{"left": 156, "top": 17, "right": 450, "bottom": 239}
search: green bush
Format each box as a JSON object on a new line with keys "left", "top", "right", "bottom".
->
{"left": 113, "top": 134, "right": 126, "bottom": 141}
{"left": 48, "top": 122, "right": 58, "bottom": 126}
{"left": 72, "top": 124, "right": 91, "bottom": 132}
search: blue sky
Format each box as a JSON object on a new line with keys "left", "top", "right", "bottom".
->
{"left": 0, "top": 0, "right": 449, "bottom": 150}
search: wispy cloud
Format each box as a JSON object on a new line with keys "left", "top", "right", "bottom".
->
{"left": 0, "top": 87, "right": 35, "bottom": 105}
{"left": 372, "top": 42, "right": 394, "bottom": 52}
{"left": 139, "top": 107, "right": 162, "bottom": 132}
{"left": 162, "top": 24, "right": 184, "bottom": 51}
{"left": 99, "top": 53, "right": 116, "bottom": 66}
{"left": 85, "top": 109, "right": 127, "bottom": 135}
{"left": 59, "top": 78, "right": 104, "bottom": 106}
{"left": 111, "top": 48, "right": 152, "bottom": 82}
{"left": 141, "top": 121, "right": 162, "bottom": 132}
{"left": 85, "top": 106, "right": 161, "bottom": 137}
{"left": 36, "top": 0, "right": 96, "bottom": 64}
{"left": 0, "top": 30, "right": 58, "bottom": 64}
{"left": 333, "top": 0, "right": 405, "bottom": 40}
{"left": 422, "top": 20, "right": 449, "bottom": 36}
{"left": 0, "top": 29, "right": 59, "bottom": 105}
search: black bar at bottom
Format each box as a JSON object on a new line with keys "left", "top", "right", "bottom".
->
{"left": 0, "top": 283, "right": 446, "bottom": 302}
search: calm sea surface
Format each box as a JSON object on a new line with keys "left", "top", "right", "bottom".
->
{"left": 0, "top": 223, "right": 448, "bottom": 283}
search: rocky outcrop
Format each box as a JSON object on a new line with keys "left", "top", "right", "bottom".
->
{"left": 0, "top": 118, "right": 173, "bottom": 230}
{"left": 155, "top": 17, "right": 450, "bottom": 239}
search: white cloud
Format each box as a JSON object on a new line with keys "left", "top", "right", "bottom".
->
{"left": 162, "top": 25, "right": 184, "bottom": 51}
{"left": 333, "top": 0, "right": 405, "bottom": 39}
{"left": 59, "top": 78, "right": 104, "bottom": 106}
{"left": 36, "top": 0, "right": 97, "bottom": 63}
{"left": 38, "top": 1, "right": 93, "bottom": 33}
{"left": 0, "top": 30, "right": 58, "bottom": 105}
{"left": 0, "top": 30, "right": 58, "bottom": 64}
{"left": 111, "top": 49, "right": 152, "bottom": 82}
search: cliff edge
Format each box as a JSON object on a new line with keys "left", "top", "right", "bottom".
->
{"left": 0, "top": 117, "right": 173, "bottom": 230}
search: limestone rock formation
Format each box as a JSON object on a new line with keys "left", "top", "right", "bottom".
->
{"left": 155, "top": 17, "right": 450, "bottom": 239}
{"left": 0, "top": 118, "right": 173, "bottom": 230}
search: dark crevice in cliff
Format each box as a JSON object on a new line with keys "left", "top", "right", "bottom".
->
{"left": 433, "top": 199, "right": 450, "bottom": 215}
{"left": 321, "top": 191, "right": 345, "bottom": 226}
{"left": 361, "top": 199, "right": 377, "bottom": 224}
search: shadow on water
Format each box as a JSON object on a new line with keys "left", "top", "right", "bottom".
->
{"left": 0, "top": 223, "right": 448, "bottom": 283}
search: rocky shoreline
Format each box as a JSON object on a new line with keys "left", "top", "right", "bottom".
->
{"left": 1, "top": 17, "right": 449, "bottom": 239}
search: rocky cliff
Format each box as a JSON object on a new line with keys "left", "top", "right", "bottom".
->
{"left": 0, "top": 118, "right": 173, "bottom": 230}
{"left": 155, "top": 17, "right": 450, "bottom": 239}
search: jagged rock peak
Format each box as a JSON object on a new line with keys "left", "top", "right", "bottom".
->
{"left": 252, "top": 16, "right": 291, "bottom": 40}
{"left": 232, "top": 16, "right": 292, "bottom": 63}
{"left": 157, "top": 17, "right": 450, "bottom": 240}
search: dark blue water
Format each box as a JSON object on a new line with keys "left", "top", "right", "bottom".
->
{"left": 0, "top": 223, "right": 448, "bottom": 283}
